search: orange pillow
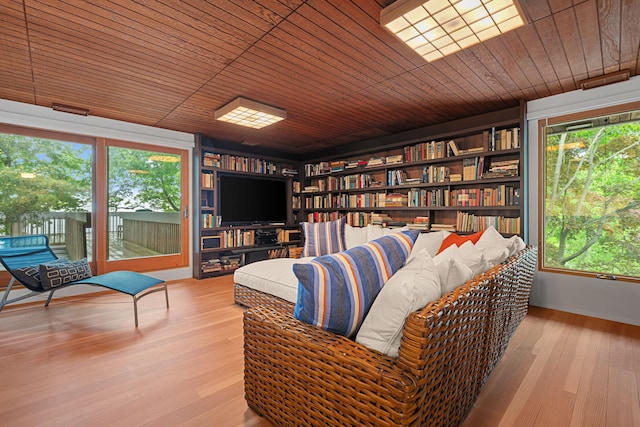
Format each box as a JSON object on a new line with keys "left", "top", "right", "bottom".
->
{"left": 436, "top": 230, "right": 484, "bottom": 254}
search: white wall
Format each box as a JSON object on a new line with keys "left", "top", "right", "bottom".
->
{"left": 526, "top": 76, "right": 640, "bottom": 326}
{"left": 0, "top": 99, "right": 196, "bottom": 287}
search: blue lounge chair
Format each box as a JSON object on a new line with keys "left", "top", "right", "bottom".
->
{"left": 0, "top": 234, "right": 169, "bottom": 326}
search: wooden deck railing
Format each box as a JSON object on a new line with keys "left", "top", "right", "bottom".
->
{"left": 5, "top": 211, "right": 180, "bottom": 259}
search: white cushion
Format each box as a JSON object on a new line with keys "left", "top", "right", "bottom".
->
{"left": 233, "top": 257, "right": 315, "bottom": 303}
{"left": 475, "top": 226, "right": 515, "bottom": 266}
{"left": 479, "top": 245, "right": 510, "bottom": 267}
{"left": 366, "top": 224, "right": 384, "bottom": 242}
{"left": 408, "top": 231, "right": 449, "bottom": 261}
{"left": 458, "top": 241, "right": 490, "bottom": 276}
{"left": 382, "top": 226, "right": 408, "bottom": 236}
{"left": 433, "top": 248, "right": 474, "bottom": 295}
{"left": 344, "top": 224, "right": 368, "bottom": 249}
{"left": 356, "top": 249, "right": 441, "bottom": 357}
{"left": 508, "top": 235, "right": 526, "bottom": 256}
{"left": 476, "top": 226, "right": 513, "bottom": 251}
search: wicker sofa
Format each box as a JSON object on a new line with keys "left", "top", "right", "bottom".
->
{"left": 238, "top": 244, "right": 537, "bottom": 427}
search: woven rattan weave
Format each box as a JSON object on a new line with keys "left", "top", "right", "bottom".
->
{"left": 241, "top": 246, "right": 537, "bottom": 427}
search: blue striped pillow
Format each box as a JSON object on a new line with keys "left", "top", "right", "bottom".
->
{"left": 301, "top": 217, "right": 346, "bottom": 257}
{"left": 293, "top": 230, "right": 419, "bottom": 337}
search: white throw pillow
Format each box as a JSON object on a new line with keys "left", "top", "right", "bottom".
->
{"left": 458, "top": 241, "right": 490, "bottom": 276}
{"left": 476, "top": 226, "right": 513, "bottom": 252}
{"left": 408, "top": 230, "right": 449, "bottom": 261}
{"left": 475, "top": 226, "right": 515, "bottom": 266}
{"left": 356, "top": 249, "right": 441, "bottom": 358}
{"left": 480, "top": 245, "right": 510, "bottom": 267}
{"left": 344, "top": 224, "right": 368, "bottom": 249}
{"left": 366, "top": 224, "right": 385, "bottom": 242}
{"left": 508, "top": 235, "right": 526, "bottom": 256}
{"left": 433, "top": 248, "right": 474, "bottom": 296}
{"left": 383, "top": 226, "right": 408, "bottom": 236}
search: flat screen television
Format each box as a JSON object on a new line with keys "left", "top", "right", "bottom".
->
{"left": 217, "top": 174, "right": 289, "bottom": 226}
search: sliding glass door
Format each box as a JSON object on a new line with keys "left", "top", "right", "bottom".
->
{"left": 0, "top": 127, "right": 93, "bottom": 262}
{"left": 0, "top": 125, "right": 189, "bottom": 277}
{"left": 105, "top": 143, "right": 187, "bottom": 267}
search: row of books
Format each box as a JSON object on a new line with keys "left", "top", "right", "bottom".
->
{"left": 302, "top": 127, "right": 521, "bottom": 178}
{"left": 484, "top": 159, "right": 520, "bottom": 178}
{"left": 203, "top": 151, "right": 292, "bottom": 175}
{"left": 306, "top": 211, "right": 341, "bottom": 223}
{"left": 384, "top": 193, "right": 408, "bottom": 207}
{"left": 267, "top": 248, "right": 289, "bottom": 259}
{"left": 487, "top": 127, "right": 520, "bottom": 151}
{"left": 406, "top": 188, "right": 450, "bottom": 207}
{"left": 202, "top": 214, "right": 222, "bottom": 228}
{"left": 303, "top": 185, "right": 519, "bottom": 209}
{"left": 403, "top": 140, "right": 448, "bottom": 162}
{"left": 456, "top": 211, "right": 521, "bottom": 234}
{"left": 201, "top": 254, "right": 242, "bottom": 273}
{"left": 292, "top": 195, "right": 301, "bottom": 209}
{"left": 201, "top": 172, "right": 214, "bottom": 188}
{"left": 447, "top": 140, "right": 484, "bottom": 156}
{"left": 450, "top": 186, "right": 520, "bottom": 207}
{"left": 304, "top": 211, "right": 394, "bottom": 226}
{"left": 462, "top": 157, "right": 484, "bottom": 181}
{"left": 304, "top": 155, "right": 403, "bottom": 177}
{"left": 307, "top": 174, "right": 377, "bottom": 191}
{"left": 217, "top": 229, "right": 256, "bottom": 248}
{"left": 305, "top": 193, "right": 380, "bottom": 209}
{"left": 406, "top": 216, "right": 430, "bottom": 230}
{"left": 431, "top": 223, "right": 457, "bottom": 231}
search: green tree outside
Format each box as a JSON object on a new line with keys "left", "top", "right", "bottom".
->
{"left": 0, "top": 134, "right": 91, "bottom": 236}
{"left": 544, "top": 121, "right": 640, "bottom": 277}
{"left": 0, "top": 133, "right": 181, "bottom": 237}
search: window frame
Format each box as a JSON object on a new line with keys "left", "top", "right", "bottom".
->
{"left": 537, "top": 100, "right": 640, "bottom": 283}
{"left": 0, "top": 124, "right": 190, "bottom": 281}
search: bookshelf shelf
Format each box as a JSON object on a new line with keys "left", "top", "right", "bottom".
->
{"left": 299, "top": 105, "right": 527, "bottom": 237}
{"left": 193, "top": 135, "right": 302, "bottom": 279}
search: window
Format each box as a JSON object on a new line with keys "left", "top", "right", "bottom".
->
{"left": 0, "top": 125, "right": 189, "bottom": 278}
{"left": 540, "top": 103, "right": 640, "bottom": 280}
{"left": 106, "top": 144, "right": 184, "bottom": 260}
{"left": 0, "top": 127, "right": 93, "bottom": 262}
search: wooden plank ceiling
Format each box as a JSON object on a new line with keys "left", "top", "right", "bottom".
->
{"left": 1, "top": 0, "right": 638, "bottom": 156}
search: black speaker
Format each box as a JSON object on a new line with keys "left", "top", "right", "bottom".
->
{"left": 201, "top": 236, "right": 221, "bottom": 249}
{"left": 256, "top": 229, "right": 277, "bottom": 245}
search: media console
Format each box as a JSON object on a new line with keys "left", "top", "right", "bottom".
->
{"left": 197, "top": 225, "right": 300, "bottom": 277}
{"left": 193, "top": 134, "right": 302, "bottom": 279}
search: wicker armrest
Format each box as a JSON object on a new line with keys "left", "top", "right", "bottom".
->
{"left": 243, "top": 305, "right": 420, "bottom": 426}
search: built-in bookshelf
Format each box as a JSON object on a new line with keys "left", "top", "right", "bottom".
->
{"left": 299, "top": 104, "right": 527, "bottom": 237}
{"left": 193, "top": 135, "right": 302, "bottom": 279}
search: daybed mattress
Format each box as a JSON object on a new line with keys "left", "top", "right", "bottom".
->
{"left": 233, "top": 257, "right": 314, "bottom": 303}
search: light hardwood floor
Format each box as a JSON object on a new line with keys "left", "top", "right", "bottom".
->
{"left": 1, "top": 275, "right": 639, "bottom": 426}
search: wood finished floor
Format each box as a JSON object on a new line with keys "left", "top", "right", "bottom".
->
{"left": 1, "top": 275, "right": 639, "bottom": 426}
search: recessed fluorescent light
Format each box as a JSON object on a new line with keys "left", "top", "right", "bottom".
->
{"left": 215, "top": 97, "right": 286, "bottom": 129}
{"left": 381, "top": 0, "right": 526, "bottom": 62}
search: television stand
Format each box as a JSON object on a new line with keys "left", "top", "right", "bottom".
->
{"left": 196, "top": 224, "right": 301, "bottom": 278}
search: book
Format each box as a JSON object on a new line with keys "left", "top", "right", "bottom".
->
{"left": 448, "top": 140, "right": 460, "bottom": 156}
{"left": 430, "top": 223, "right": 456, "bottom": 231}
{"left": 366, "top": 157, "right": 385, "bottom": 167}
{"left": 385, "top": 154, "right": 403, "bottom": 164}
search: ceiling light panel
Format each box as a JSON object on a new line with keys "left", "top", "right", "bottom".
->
{"left": 381, "top": 0, "right": 525, "bottom": 62}
{"left": 214, "top": 97, "right": 286, "bottom": 129}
